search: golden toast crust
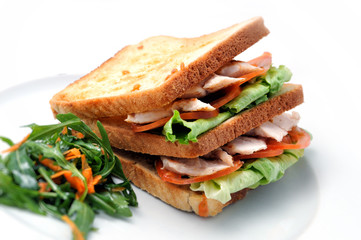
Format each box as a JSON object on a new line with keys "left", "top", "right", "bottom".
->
{"left": 50, "top": 17, "right": 269, "bottom": 118}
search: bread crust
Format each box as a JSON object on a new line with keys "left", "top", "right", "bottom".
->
{"left": 114, "top": 148, "right": 249, "bottom": 217}
{"left": 50, "top": 17, "right": 269, "bottom": 118}
{"left": 89, "top": 84, "right": 303, "bottom": 158}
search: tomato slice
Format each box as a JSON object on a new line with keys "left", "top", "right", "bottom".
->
{"left": 233, "top": 148, "right": 284, "bottom": 160}
{"left": 155, "top": 159, "right": 243, "bottom": 185}
{"left": 266, "top": 127, "right": 311, "bottom": 150}
{"left": 247, "top": 52, "right": 272, "bottom": 69}
{"left": 131, "top": 109, "right": 219, "bottom": 132}
{"left": 131, "top": 118, "right": 170, "bottom": 132}
{"left": 210, "top": 84, "right": 241, "bottom": 109}
{"left": 180, "top": 109, "right": 219, "bottom": 120}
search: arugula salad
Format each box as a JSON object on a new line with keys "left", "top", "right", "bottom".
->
{"left": 0, "top": 113, "right": 137, "bottom": 240}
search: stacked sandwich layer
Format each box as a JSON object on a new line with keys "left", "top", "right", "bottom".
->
{"left": 50, "top": 17, "right": 311, "bottom": 217}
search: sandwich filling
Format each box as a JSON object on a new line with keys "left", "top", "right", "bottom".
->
{"left": 155, "top": 111, "right": 311, "bottom": 204}
{"left": 127, "top": 52, "right": 293, "bottom": 144}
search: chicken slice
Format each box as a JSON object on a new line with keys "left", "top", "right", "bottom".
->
{"left": 203, "top": 148, "right": 233, "bottom": 166}
{"left": 203, "top": 74, "right": 244, "bottom": 93}
{"left": 249, "top": 122, "right": 288, "bottom": 142}
{"left": 216, "top": 60, "right": 262, "bottom": 78}
{"left": 125, "top": 109, "right": 173, "bottom": 124}
{"left": 272, "top": 111, "right": 300, "bottom": 131}
{"left": 222, "top": 136, "right": 267, "bottom": 155}
{"left": 161, "top": 156, "right": 230, "bottom": 176}
{"left": 172, "top": 98, "right": 215, "bottom": 112}
{"left": 180, "top": 85, "right": 207, "bottom": 98}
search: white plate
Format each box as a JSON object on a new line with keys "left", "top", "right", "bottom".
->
{"left": 0, "top": 75, "right": 359, "bottom": 240}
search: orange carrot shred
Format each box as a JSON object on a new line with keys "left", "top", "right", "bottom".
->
{"left": 51, "top": 170, "right": 70, "bottom": 179}
{"left": 38, "top": 182, "right": 49, "bottom": 193}
{"left": 64, "top": 148, "right": 82, "bottom": 160}
{"left": 61, "top": 127, "right": 68, "bottom": 135}
{"left": 61, "top": 215, "right": 85, "bottom": 240}
{"left": 55, "top": 137, "right": 61, "bottom": 143}
{"left": 71, "top": 129, "right": 84, "bottom": 139}
{"left": 1, "top": 133, "right": 30, "bottom": 154}
{"left": 39, "top": 155, "right": 62, "bottom": 172}
{"left": 92, "top": 175, "right": 102, "bottom": 186}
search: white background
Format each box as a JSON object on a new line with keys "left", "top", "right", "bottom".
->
{"left": 0, "top": 0, "right": 360, "bottom": 239}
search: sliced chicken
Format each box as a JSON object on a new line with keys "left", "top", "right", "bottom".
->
{"left": 125, "top": 109, "right": 173, "bottom": 124}
{"left": 222, "top": 136, "right": 267, "bottom": 155}
{"left": 249, "top": 122, "right": 287, "bottom": 142}
{"left": 272, "top": 111, "right": 300, "bottom": 131}
{"left": 161, "top": 156, "right": 230, "bottom": 176}
{"left": 203, "top": 74, "right": 244, "bottom": 93}
{"left": 172, "top": 98, "right": 215, "bottom": 112}
{"left": 216, "top": 60, "right": 262, "bottom": 78}
{"left": 203, "top": 148, "right": 233, "bottom": 166}
{"left": 126, "top": 98, "right": 215, "bottom": 124}
{"left": 180, "top": 85, "right": 207, "bottom": 98}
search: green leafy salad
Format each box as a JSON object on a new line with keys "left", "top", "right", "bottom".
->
{"left": 0, "top": 113, "right": 137, "bottom": 240}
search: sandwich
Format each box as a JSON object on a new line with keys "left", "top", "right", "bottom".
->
{"left": 50, "top": 16, "right": 311, "bottom": 217}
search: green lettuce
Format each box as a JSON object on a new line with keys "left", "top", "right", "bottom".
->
{"left": 163, "top": 110, "right": 232, "bottom": 144}
{"left": 163, "top": 65, "right": 293, "bottom": 144}
{"left": 223, "top": 81, "right": 269, "bottom": 113}
{"left": 224, "top": 65, "right": 292, "bottom": 113}
{"left": 190, "top": 149, "right": 304, "bottom": 204}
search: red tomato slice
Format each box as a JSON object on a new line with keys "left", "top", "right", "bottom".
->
{"left": 266, "top": 127, "right": 311, "bottom": 150}
{"left": 247, "top": 52, "right": 272, "bottom": 69}
{"left": 234, "top": 148, "right": 284, "bottom": 160}
{"left": 210, "top": 84, "right": 242, "bottom": 109}
{"left": 155, "top": 159, "right": 243, "bottom": 185}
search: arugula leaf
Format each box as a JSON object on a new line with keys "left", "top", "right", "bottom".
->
{"left": 0, "top": 171, "right": 44, "bottom": 215}
{"left": 6, "top": 148, "right": 38, "bottom": 190}
{"left": 0, "top": 136, "right": 14, "bottom": 146}
{"left": 88, "top": 192, "right": 132, "bottom": 218}
{"left": 68, "top": 200, "right": 95, "bottom": 239}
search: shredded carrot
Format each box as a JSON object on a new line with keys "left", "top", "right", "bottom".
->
{"left": 49, "top": 155, "right": 101, "bottom": 197}
{"left": 55, "top": 137, "right": 61, "bottom": 143}
{"left": 92, "top": 175, "right": 102, "bottom": 186}
{"left": 39, "top": 156, "right": 62, "bottom": 172}
{"left": 51, "top": 170, "right": 70, "bottom": 179}
{"left": 64, "top": 148, "right": 82, "bottom": 160}
{"left": 63, "top": 171, "right": 86, "bottom": 198}
{"left": 61, "top": 127, "right": 68, "bottom": 135}
{"left": 61, "top": 215, "right": 85, "bottom": 240}
{"left": 1, "top": 133, "right": 30, "bottom": 154}
{"left": 71, "top": 129, "right": 84, "bottom": 139}
{"left": 38, "top": 182, "right": 49, "bottom": 193}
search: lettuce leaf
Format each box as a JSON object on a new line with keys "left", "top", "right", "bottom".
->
{"left": 163, "top": 110, "right": 232, "bottom": 144}
{"left": 190, "top": 149, "right": 304, "bottom": 204}
{"left": 224, "top": 65, "right": 292, "bottom": 113}
{"left": 223, "top": 81, "right": 269, "bottom": 113}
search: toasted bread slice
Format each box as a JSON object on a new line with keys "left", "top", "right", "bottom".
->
{"left": 50, "top": 17, "right": 269, "bottom": 118}
{"left": 84, "top": 84, "right": 303, "bottom": 158}
{"left": 114, "top": 148, "right": 249, "bottom": 217}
